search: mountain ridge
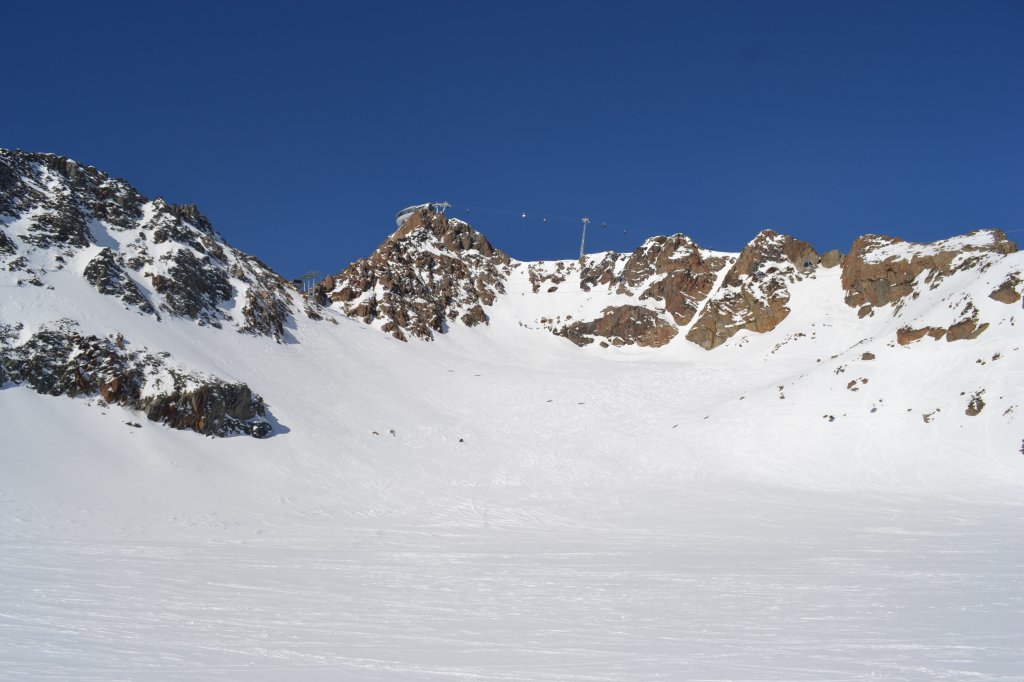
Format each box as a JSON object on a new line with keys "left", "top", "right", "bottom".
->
{"left": 316, "top": 201, "right": 1018, "bottom": 351}
{"left": 1, "top": 149, "right": 1022, "bottom": 443}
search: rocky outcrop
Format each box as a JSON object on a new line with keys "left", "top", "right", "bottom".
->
{"left": 946, "top": 317, "right": 988, "bottom": 342}
{"left": 989, "top": 274, "right": 1021, "bottom": 304}
{"left": 840, "top": 230, "right": 1015, "bottom": 346}
{"left": 528, "top": 260, "right": 569, "bottom": 293}
{"left": 841, "top": 229, "right": 1017, "bottom": 315}
{"left": 142, "top": 382, "right": 269, "bottom": 437}
{"left": 530, "top": 234, "right": 731, "bottom": 348}
{"left": 582, "top": 234, "right": 730, "bottom": 326}
{"left": 0, "top": 323, "right": 270, "bottom": 437}
{"left": 317, "top": 206, "right": 511, "bottom": 340}
{"left": 151, "top": 249, "right": 233, "bottom": 325}
{"left": 896, "top": 320, "right": 988, "bottom": 345}
{"left": 0, "top": 229, "right": 17, "bottom": 256}
{"left": 83, "top": 247, "right": 156, "bottom": 316}
{"left": 686, "top": 230, "right": 818, "bottom": 350}
{"left": 820, "top": 249, "right": 843, "bottom": 268}
{"left": 556, "top": 305, "right": 678, "bottom": 348}
{"left": 897, "top": 326, "right": 945, "bottom": 345}
{"left": 241, "top": 286, "right": 291, "bottom": 338}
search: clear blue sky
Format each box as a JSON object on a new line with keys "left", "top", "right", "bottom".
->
{"left": 4, "top": 1, "right": 1022, "bottom": 277}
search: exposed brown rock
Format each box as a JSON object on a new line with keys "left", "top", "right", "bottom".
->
{"left": 989, "top": 274, "right": 1021, "bottom": 304}
{"left": 579, "top": 235, "right": 729, "bottom": 310}
{"left": 638, "top": 239, "right": 728, "bottom": 326}
{"left": 528, "top": 260, "right": 568, "bottom": 293}
{"left": 820, "top": 249, "right": 843, "bottom": 268}
{"left": 240, "top": 285, "right": 291, "bottom": 340}
{"left": 897, "top": 326, "right": 937, "bottom": 345}
{"left": 321, "top": 207, "right": 511, "bottom": 341}
{"left": 541, "top": 234, "right": 729, "bottom": 347}
{"left": 861, "top": 352, "right": 875, "bottom": 360}
{"left": 946, "top": 318, "right": 988, "bottom": 342}
{"left": 461, "top": 304, "right": 488, "bottom": 327}
{"left": 686, "top": 230, "right": 818, "bottom": 350}
{"left": 965, "top": 393, "right": 985, "bottom": 416}
{"left": 842, "top": 229, "right": 1017, "bottom": 314}
{"left": 556, "top": 305, "right": 678, "bottom": 348}
{"left": 100, "top": 377, "right": 122, "bottom": 402}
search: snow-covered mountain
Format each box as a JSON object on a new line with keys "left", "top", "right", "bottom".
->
{"left": 2, "top": 150, "right": 1022, "bottom": 449}
{"left": 0, "top": 150, "right": 300, "bottom": 436}
{"left": 321, "top": 202, "right": 1019, "bottom": 352}
{"left": 3, "top": 149, "right": 1024, "bottom": 680}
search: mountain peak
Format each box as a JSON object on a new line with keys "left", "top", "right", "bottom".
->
{"left": 315, "top": 208, "right": 511, "bottom": 341}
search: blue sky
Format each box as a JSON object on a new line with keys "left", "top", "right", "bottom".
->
{"left": 4, "top": 1, "right": 1022, "bottom": 277}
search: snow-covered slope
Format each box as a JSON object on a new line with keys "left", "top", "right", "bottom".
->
{"left": 2, "top": 151, "right": 1024, "bottom": 680}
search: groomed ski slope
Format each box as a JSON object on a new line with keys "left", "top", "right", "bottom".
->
{"left": 1, "top": 253, "right": 1023, "bottom": 680}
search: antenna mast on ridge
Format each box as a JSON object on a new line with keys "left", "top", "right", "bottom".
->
{"left": 579, "top": 217, "right": 590, "bottom": 262}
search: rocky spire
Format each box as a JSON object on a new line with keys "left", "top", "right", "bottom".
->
{"left": 314, "top": 205, "right": 512, "bottom": 341}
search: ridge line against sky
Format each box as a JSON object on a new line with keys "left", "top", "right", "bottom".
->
{"left": 3, "top": 0, "right": 1022, "bottom": 277}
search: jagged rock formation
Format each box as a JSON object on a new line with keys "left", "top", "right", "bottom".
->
{"left": 580, "top": 234, "right": 730, "bottom": 326}
{"left": 83, "top": 247, "right": 157, "bottom": 316}
{"left": 686, "top": 230, "right": 819, "bottom": 350}
{"left": 0, "top": 149, "right": 295, "bottom": 340}
{"left": 526, "top": 234, "right": 733, "bottom": 347}
{"left": 0, "top": 322, "right": 270, "bottom": 437}
{"left": 315, "top": 206, "right": 512, "bottom": 340}
{"left": 316, "top": 211, "right": 1018, "bottom": 354}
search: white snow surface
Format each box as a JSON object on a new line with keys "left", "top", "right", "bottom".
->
{"left": 861, "top": 228, "right": 1006, "bottom": 264}
{"left": 2, "top": 229, "right": 1024, "bottom": 680}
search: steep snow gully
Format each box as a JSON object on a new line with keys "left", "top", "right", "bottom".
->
{"left": 2, "top": 150, "right": 1023, "bottom": 681}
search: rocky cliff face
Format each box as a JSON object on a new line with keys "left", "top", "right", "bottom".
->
{"left": 315, "top": 207, "right": 512, "bottom": 340}
{"left": 581, "top": 234, "right": 731, "bottom": 327}
{"left": 314, "top": 209, "right": 1021, "bottom": 354}
{"left": 545, "top": 234, "right": 732, "bottom": 347}
{"left": 841, "top": 229, "right": 1016, "bottom": 316}
{"left": 841, "top": 229, "right": 1018, "bottom": 344}
{"left": 685, "top": 230, "right": 819, "bottom": 350}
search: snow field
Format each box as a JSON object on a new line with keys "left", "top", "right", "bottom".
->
{"left": 2, "top": 216, "right": 1023, "bottom": 679}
